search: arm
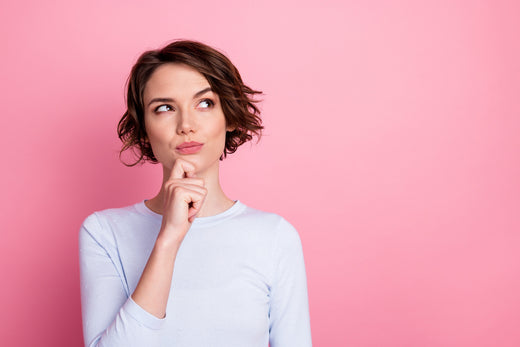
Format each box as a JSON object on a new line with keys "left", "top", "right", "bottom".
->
{"left": 79, "top": 158, "right": 206, "bottom": 346}
{"left": 268, "top": 219, "right": 313, "bottom": 347}
{"left": 79, "top": 218, "right": 167, "bottom": 347}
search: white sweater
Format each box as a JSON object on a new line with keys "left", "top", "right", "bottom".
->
{"left": 79, "top": 200, "right": 312, "bottom": 347}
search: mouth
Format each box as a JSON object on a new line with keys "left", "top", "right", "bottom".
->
{"left": 176, "top": 141, "right": 204, "bottom": 149}
{"left": 176, "top": 141, "right": 204, "bottom": 154}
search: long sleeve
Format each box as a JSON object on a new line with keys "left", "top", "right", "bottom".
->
{"left": 268, "top": 218, "right": 312, "bottom": 347}
{"left": 79, "top": 201, "right": 311, "bottom": 346}
{"left": 79, "top": 213, "right": 166, "bottom": 347}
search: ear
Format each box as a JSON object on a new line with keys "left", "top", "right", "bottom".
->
{"left": 226, "top": 124, "right": 236, "bottom": 132}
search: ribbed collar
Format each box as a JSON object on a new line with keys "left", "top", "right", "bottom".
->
{"left": 134, "top": 199, "right": 246, "bottom": 227}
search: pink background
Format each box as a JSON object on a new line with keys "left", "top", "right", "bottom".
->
{"left": 1, "top": 1, "right": 519, "bottom": 346}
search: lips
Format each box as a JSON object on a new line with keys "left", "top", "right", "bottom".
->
{"left": 176, "top": 141, "right": 203, "bottom": 149}
{"left": 176, "top": 141, "right": 203, "bottom": 154}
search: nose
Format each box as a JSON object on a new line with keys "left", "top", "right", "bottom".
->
{"left": 176, "top": 108, "right": 197, "bottom": 135}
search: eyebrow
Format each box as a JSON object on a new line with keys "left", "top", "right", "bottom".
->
{"left": 147, "top": 87, "right": 213, "bottom": 107}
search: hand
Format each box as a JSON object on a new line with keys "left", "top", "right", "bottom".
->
{"left": 159, "top": 158, "right": 207, "bottom": 243}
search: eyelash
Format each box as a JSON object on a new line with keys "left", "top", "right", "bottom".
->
{"left": 153, "top": 99, "right": 215, "bottom": 113}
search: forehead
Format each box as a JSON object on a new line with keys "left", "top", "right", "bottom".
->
{"left": 143, "top": 63, "right": 210, "bottom": 101}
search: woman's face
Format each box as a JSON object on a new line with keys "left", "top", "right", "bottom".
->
{"left": 143, "top": 63, "right": 234, "bottom": 175}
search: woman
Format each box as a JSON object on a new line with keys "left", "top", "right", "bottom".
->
{"left": 79, "top": 40, "right": 312, "bottom": 347}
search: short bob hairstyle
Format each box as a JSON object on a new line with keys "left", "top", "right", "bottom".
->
{"left": 117, "top": 40, "right": 263, "bottom": 166}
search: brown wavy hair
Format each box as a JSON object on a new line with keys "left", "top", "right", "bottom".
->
{"left": 117, "top": 40, "right": 263, "bottom": 166}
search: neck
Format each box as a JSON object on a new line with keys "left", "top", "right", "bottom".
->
{"left": 146, "top": 161, "right": 234, "bottom": 218}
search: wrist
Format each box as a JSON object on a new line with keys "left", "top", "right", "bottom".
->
{"left": 155, "top": 227, "right": 184, "bottom": 251}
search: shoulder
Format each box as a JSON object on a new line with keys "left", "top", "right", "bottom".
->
{"left": 237, "top": 202, "right": 301, "bottom": 246}
{"left": 79, "top": 201, "right": 151, "bottom": 246}
{"left": 237, "top": 203, "right": 284, "bottom": 226}
{"left": 80, "top": 202, "right": 141, "bottom": 229}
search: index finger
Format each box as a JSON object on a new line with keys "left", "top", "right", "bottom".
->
{"left": 169, "top": 158, "right": 196, "bottom": 180}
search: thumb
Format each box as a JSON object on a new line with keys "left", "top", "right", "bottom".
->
{"left": 169, "top": 158, "right": 196, "bottom": 180}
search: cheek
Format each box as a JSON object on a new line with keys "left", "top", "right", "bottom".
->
{"left": 145, "top": 117, "right": 168, "bottom": 143}
{"left": 212, "top": 121, "right": 229, "bottom": 144}
{"left": 143, "top": 117, "right": 171, "bottom": 161}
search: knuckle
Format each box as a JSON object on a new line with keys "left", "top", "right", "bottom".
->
{"left": 165, "top": 178, "right": 178, "bottom": 186}
{"left": 172, "top": 186, "right": 184, "bottom": 194}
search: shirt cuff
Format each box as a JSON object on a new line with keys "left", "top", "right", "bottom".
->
{"left": 122, "top": 296, "right": 167, "bottom": 330}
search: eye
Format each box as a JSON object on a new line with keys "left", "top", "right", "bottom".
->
{"left": 197, "top": 99, "right": 215, "bottom": 109}
{"left": 154, "top": 104, "right": 173, "bottom": 113}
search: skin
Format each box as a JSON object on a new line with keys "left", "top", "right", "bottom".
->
{"left": 131, "top": 63, "right": 236, "bottom": 318}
